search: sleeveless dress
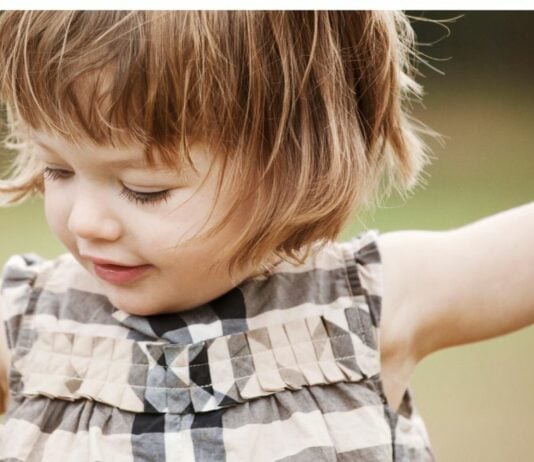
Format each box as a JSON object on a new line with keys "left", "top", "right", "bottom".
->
{"left": 0, "top": 229, "right": 435, "bottom": 461}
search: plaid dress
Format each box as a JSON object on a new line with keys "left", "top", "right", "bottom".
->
{"left": 0, "top": 229, "right": 435, "bottom": 461}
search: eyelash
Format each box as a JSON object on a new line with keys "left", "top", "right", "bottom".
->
{"left": 42, "top": 167, "right": 171, "bottom": 206}
{"left": 118, "top": 188, "right": 171, "bottom": 205}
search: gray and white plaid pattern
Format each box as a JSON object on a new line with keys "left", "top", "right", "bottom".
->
{"left": 0, "top": 230, "right": 435, "bottom": 461}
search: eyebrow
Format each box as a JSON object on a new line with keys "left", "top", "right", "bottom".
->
{"left": 33, "top": 140, "right": 151, "bottom": 169}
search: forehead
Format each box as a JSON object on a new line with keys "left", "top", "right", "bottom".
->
{"left": 29, "top": 129, "right": 214, "bottom": 175}
{"left": 31, "top": 130, "right": 149, "bottom": 169}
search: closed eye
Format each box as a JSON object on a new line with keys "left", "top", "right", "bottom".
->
{"left": 43, "top": 166, "right": 171, "bottom": 206}
{"left": 118, "top": 187, "right": 171, "bottom": 205}
{"left": 43, "top": 166, "right": 73, "bottom": 180}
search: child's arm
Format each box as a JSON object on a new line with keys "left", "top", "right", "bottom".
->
{"left": 378, "top": 201, "right": 534, "bottom": 365}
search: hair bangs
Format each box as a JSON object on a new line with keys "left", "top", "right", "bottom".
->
{"left": 0, "top": 11, "right": 220, "bottom": 171}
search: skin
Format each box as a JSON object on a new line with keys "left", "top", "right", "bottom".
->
{"left": 378, "top": 204, "right": 534, "bottom": 410}
{"left": 30, "top": 129, "right": 258, "bottom": 316}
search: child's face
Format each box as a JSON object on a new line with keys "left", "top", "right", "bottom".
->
{"left": 31, "top": 129, "right": 254, "bottom": 315}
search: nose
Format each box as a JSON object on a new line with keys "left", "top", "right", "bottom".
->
{"left": 67, "top": 191, "right": 122, "bottom": 242}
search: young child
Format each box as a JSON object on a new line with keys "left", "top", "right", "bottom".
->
{"left": 0, "top": 11, "right": 532, "bottom": 462}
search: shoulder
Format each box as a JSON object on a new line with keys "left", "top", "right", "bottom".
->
{"left": 1, "top": 253, "right": 52, "bottom": 321}
{"left": 0, "top": 253, "right": 102, "bottom": 320}
{"left": 261, "top": 229, "right": 383, "bottom": 318}
{"left": 0, "top": 254, "right": 55, "bottom": 398}
{"left": 336, "top": 229, "right": 382, "bottom": 309}
{"left": 1, "top": 252, "right": 107, "bottom": 373}
{"left": 1, "top": 253, "right": 49, "bottom": 285}
{"left": 341, "top": 229, "right": 382, "bottom": 295}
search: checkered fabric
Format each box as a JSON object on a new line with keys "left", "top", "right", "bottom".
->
{"left": 0, "top": 229, "right": 435, "bottom": 461}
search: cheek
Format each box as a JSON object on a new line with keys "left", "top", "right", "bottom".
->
{"left": 43, "top": 188, "right": 71, "bottom": 243}
{"left": 141, "top": 191, "right": 216, "bottom": 247}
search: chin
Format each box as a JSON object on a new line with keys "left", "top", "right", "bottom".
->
{"left": 105, "top": 291, "right": 163, "bottom": 316}
{"left": 104, "top": 282, "right": 202, "bottom": 316}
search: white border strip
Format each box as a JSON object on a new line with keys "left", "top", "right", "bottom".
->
{"left": 2, "top": 3, "right": 534, "bottom": 11}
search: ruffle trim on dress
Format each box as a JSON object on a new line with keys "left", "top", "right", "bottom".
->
{"left": 12, "top": 305, "right": 380, "bottom": 414}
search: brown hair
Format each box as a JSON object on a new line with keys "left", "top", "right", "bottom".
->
{"left": 0, "top": 11, "right": 433, "bottom": 278}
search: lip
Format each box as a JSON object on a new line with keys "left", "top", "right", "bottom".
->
{"left": 86, "top": 257, "right": 153, "bottom": 285}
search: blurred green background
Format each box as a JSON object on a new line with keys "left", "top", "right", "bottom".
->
{"left": 0, "top": 11, "right": 533, "bottom": 461}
